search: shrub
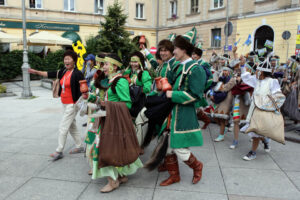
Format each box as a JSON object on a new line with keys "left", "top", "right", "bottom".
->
{"left": 0, "top": 84, "right": 6, "bottom": 93}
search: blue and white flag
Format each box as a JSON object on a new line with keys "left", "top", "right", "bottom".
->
{"left": 234, "top": 38, "right": 241, "bottom": 46}
{"left": 243, "top": 34, "right": 252, "bottom": 46}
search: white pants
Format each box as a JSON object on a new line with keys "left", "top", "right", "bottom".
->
{"left": 167, "top": 147, "right": 191, "bottom": 161}
{"left": 56, "top": 104, "right": 82, "bottom": 153}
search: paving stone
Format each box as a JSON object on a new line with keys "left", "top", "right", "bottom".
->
{"left": 37, "top": 156, "right": 91, "bottom": 183}
{"left": 269, "top": 151, "right": 300, "bottom": 171}
{"left": 78, "top": 183, "right": 153, "bottom": 200}
{"left": 153, "top": 189, "right": 228, "bottom": 200}
{"left": 191, "top": 147, "right": 219, "bottom": 167}
{"left": 286, "top": 171, "right": 300, "bottom": 191}
{"left": 0, "top": 154, "right": 50, "bottom": 177}
{"left": 228, "top": 194, "right": 285, "bottom": 200}
{"left": 216, "top": 148, "right": 280, "bottom": 170}
{"left": 6, "top": 178, "right": 87, "bottom": 200}
{"left": 222, "top": 168, "right": 300, "bottom": 200}
{"left": 0, "top": 175, "right": 30, "bottom": 200}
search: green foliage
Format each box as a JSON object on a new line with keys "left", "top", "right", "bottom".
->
{"left": 0, "top": 84, "right": 6, "bottom": 93}
{"left": 85, "top": 2, "right": 138, "bottom": 66}
{"left": 43, "top": 50, "right": 64, "bottom": 71}
{"left": 0, "top": 50, "right": 64, "bottom": 80}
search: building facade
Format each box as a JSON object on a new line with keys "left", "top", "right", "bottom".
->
{"left": 0, "top": 0, "right": 299, "bottom": 61}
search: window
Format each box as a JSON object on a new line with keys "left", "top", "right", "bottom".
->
{"left": 95, "top": 0, "right": 104, "bottom": 14}
{"left": 213, "top": 0, "right": 223, "bottom": 9}
{"left": 191, "top": 0, "right": 199, "bottom": 14}
{"left": 170, "top": 1, "right": 177, "bottom": 18}
{"left": 0, "top": 0, "right": 5, "bottom": 6}
{"left": 29, "top": 0, "right": 42, "bottom": 9}
{"left": 211, "top": 28, "right": 221, "bottom": 47}
{"left": 136, "top": 3, "right": 144, "bottom": 19}
{"left": 64, "top": 0, "right": 75, "bottom": 12}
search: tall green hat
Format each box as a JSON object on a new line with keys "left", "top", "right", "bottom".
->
{"left": 195, "top": 42, "right": 202, "bottom": 50}
{"left": 167, "top": 33, "right": 176, "bottom": 42}
{"left": 183, "top": 27, "right": 197, "bottom": 45}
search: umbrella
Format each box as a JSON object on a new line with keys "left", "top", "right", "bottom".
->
{"left": 0, "top": 31, "right": 22, "bottom": 43}
{"left": 27, "top": 31, "right": 73, "bottom": 46}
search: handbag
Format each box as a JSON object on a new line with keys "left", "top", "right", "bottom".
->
{"left": 246, "top": 94, "right": 285, "bottom": 144}
{"left": 52, "top": 70, "right": 60, "bottom": 98}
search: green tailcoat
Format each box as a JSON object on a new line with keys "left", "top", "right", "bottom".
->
{"left": 169, "top": 59, "right": 206, "bottom": 148}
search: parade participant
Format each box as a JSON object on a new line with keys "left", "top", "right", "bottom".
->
{"left": 83, "top": 69, "right": 108, "bottom": 175}
{"left": 123, "top": 51, "right": 152, "bottom": 94}
{"left": 222, "top": 59, "right": 252, "bottom": 148}
{"left": 95, "top": 52, "right": 106, "bottom": 70}
{"left": 82, "top": 54, "right": 97, "bottom": 87}
{"left": 211, "top": 66, "right": 233, "bottom": 142}
{"left": 143, "top": 39, "right": 177, "bottom": 78}
{"left": 241, "top": 59, "right": 282, "bottom": 160}
{"left": 192, "top": 42, "right": 205, "bottom": 65}
{"left": 158, "top": 34, "right": 206, "bottom": 186}
{"left": 28, "top": 50, "right": 84, "bottom": 161}
{"left": 87, "top": 53, "right": 143, "bottom": 193}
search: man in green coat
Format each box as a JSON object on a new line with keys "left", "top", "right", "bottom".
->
{"left": 161, "top": 33, "right": 206, "bottom": 187}
{"left": 143, "top": 40, "right": 178, "bottom": 78}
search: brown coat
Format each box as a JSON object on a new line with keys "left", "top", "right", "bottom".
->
{"left": 214, "top": 78, "right": 235, "bottom": 120}
{"left": 98, "top": 101, "right": 141, "bottom": 168}
{"left": 214, "top": 77, "right": 250, "bottom": 122}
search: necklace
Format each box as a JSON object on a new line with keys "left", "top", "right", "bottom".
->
{"left": 62, "top": 70, "right": 73, "bottom": 93}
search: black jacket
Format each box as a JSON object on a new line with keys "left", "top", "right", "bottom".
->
{"left": 48, "top": 67, "right": 84, "bottom": 103}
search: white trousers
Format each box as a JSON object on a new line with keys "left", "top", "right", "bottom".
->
{"left": 167, "top": 147, "right": 191, "bottom": 161}
{"left": 56, "top": 104, "right": 82, "bottom": 153}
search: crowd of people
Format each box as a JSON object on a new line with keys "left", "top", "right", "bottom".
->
{"left": 28, "top": 27, "right": 300, "bottom": 193}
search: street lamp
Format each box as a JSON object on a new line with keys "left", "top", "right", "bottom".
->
{"left": 21, "top": 0, "right": 32, "bottom": 98}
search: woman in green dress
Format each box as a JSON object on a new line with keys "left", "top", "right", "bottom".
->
{"left": 123, "top": 51, "right": 152, "bottom": 94}
{"left": 87, "top": 53, "right": 143, "bottom": 193}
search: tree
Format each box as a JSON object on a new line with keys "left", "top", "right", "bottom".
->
{"left": 86, "top": 2, "right": 138, "bottom": 66}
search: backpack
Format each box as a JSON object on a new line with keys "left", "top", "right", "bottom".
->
{"left": 111, "top": 77, "right": 146, "bottom": 118}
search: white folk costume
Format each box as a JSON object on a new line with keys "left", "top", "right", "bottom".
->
{"left": 241, "top": 62, "right": 282, "bottom": 138}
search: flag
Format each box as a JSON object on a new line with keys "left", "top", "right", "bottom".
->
{"left": 243, "top": 34, "right": 252, "bottom": 46}
{"left": 234, "top": 38, "right": 241, "bottom": 46}
{"left": 264, "top": 40, "right": 273, "bottom": 49}
{"left": 214, "top": 35, "right": 221, "bottom": 41}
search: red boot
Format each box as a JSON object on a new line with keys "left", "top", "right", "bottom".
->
{"left": 197, "top": 109, "right": 211, "bottom": 129}
{"left": 184, "top": 153, "right": 203, "bottom": 184}
{"left": 159, "top": 154, "right": 180, "bottom": 186}
{"left": 158, "top": 159, "right": 167, "bottom": 172}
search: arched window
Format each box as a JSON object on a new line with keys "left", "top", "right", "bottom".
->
{"left": 254, "top": 25, "right": 274, "bottom": 52}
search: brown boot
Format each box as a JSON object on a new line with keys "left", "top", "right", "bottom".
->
{"left": 157, "top": 159, "right": 167, "bottom": 172}
{"left": 159, "top": 154, "right": 180, "bottom": 186}
{"left": 184, "top": 153, "right": 203, "bottom": 184}
{"left": 197, "top": 109, "right": 210, "bottom": 129}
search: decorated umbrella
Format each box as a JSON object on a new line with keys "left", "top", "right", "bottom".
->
{"left": 27, "top": 31, "right": 72, "bottom": 46}
{"left": 0, "top": 31, "right": 22, "bottom": 43}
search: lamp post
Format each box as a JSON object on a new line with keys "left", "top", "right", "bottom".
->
{"left": 21, "top": 0, "right": 32, "bottom": 98}
{"left": 224, "top": 0, "right": 229, "bottom": 54}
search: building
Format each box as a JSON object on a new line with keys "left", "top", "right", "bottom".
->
{"left": 0, "top": 0, "right": 300, "bottom": 62}
{"left": 0, "top": 0, "right": 158, "bottom": 54}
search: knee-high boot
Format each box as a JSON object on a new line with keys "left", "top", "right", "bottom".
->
{"left": 158, "top": 159, "right": 167, "bottom": 172}
{"left": 197, "top": 109, "right": 210, "bottom": 129}
{"left": 159, "top": 154, "right": 180, "bottom": 186}
{"left": 184, "top": 153, "right": 203, "bottom": 184}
